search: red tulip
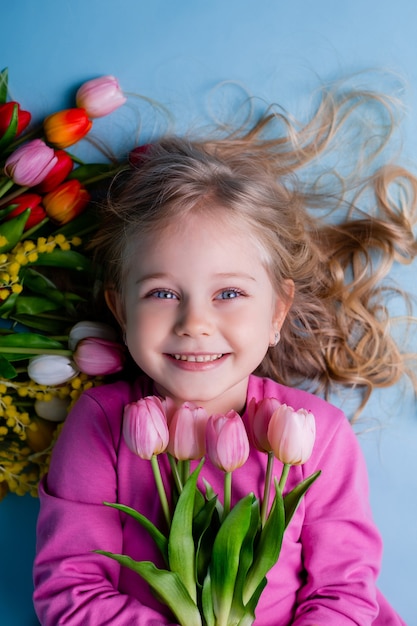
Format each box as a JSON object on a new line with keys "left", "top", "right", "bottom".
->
{"left": 123, "top": 396, "right": 169, "bottom": 460}
{"left": 42, "top": 179, "right": 90, "bottom": 224}
{"left": 4, "top": 139, "right": 58, "bottom": 186}
{"left": 43, "top": 108, "right": 92, "bottom": 149}
{"left": 76, "top": 75, "right": 126, "bottom": 118}
{"left": 267, "top": 404, "right": 316, "bottom": 465}
{"left": 5, "top": 193, "right": 46, "bottom": 230}
{"left": 206, "top": 410, "right": 250, "bottom": 472}
{"left": 167, "top": 402, "right": 209, "bottom": 460}
{"left": 73, "top": 337, "right": 125, "bottom": 376}
{"left": 245, "top": 397, "right": 283, "bottom": 452}
{"left": 35, "top": 149, "right": 73, "bottom": 193}
{"left": 0, "top": 101, "right": 31, "bottom": 138}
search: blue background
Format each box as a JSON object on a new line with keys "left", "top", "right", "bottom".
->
{"left": 1, "top": 1, "right": 417, "bottom": 624}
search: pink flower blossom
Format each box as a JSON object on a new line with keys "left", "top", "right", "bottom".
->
{"left": 76, "top": 75, "right": 126, "bottom": 118}
{"left": 123, "top": 396, "right": 169, "bottom": 459}
{"left": 206, "top": 410, "right": 250, "bottom": 472}
{"left": 4, "top": 139, "right": 57, "bottom": 186}
{"left": 267, "top": 404, "right": 316, "bottom": 465}
{"left": 72, "top": 337, "right": 125, "bottom": 375}
{"left": 168, "top": 402, "right": 209, "bottom": 460}
{"left": 245, "top": 397, "right": 283, "bottom": 452}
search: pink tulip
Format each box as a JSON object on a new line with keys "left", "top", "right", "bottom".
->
{"left": 72, "top": 337, "right": 125, "bottom": 376}
{"left": 75, "top": 75, "right": 126, "bottom": 118}
{"left": 206, "top": 410, "right": 250, "bottom": 472}
{"left": 4, "top": 139, "right": 58, "bottom": 186}
{"left": 245, "top": 397, "right": 283, "bottom": 452}
{"left": 123, "top": 396, "right": 169, "bottom": 459}
{"left": 167, "top": 402, "right": 209, "bottom": 460}
{"left": 267, "top": 404, "right": 316, "bottom": 465}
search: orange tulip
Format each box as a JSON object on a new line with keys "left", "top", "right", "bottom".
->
{"left": 42, "top": 179, "right": 90, "bottom": 224}
{"left": 43, "top": 108, "right": 92, "bottom": 148}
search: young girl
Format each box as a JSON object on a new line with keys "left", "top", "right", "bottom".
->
{"left": 33, "top": 84, "right": 416, "bottom": 625}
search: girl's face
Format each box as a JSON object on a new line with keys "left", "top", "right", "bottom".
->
{"left": 107, "top": 212, "right": 292, "bottom": 415}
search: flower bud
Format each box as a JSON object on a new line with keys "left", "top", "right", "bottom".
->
{"left": 76, "top": 75, "right": 126, "bottom": 118}
{"left": 206, "top": 410, "right": 250, "bottom": 472}
{"left": 43, "top": 108, "right": 92, "bottom": 149}
{"left": 0, "top": 101, "right": 31, "bottom": 138}
{"left": 4, "top": 139, "right": 58, "bottom": 186}
{"left": 245, "top": 397, "right": 283, "bottom": 452}
{"left": 42, "top": 179, "right": 90, "bottom": 225}
{"left": 267, "top": 404, "right": 316, "bottom": 465}
{"left": 123, "top": 396, "right": 169, "bottom": 459}
{"left": 168, "top": 402, "right": 209, "bottom": 460}
{"left": 34, "top": 396, "right": 70, "bottom": 422}
{"left": 68, "top": 320, "right": 118, "bottom": 351}
{"left": 28, "top": 354, "right": 78, "bottom": 385}
{"left": 73, "top": 337, "right": 125, "bottom": 376}
{"left": 35, "top": 149, "right": 73, "bottom": 193}
{"left": 5, "top": 193, "right": 46, "bottom": 230}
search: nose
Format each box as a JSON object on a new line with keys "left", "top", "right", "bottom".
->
{"left": 174, "top": 299, "right": 215, "bottom": 337}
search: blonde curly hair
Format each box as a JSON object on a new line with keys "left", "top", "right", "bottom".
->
{"left": 92, "top": 85, "right": 417, "bottom": 417}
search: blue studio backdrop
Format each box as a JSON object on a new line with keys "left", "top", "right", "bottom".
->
{"left": 1, "top": 1, "right": 417, "bottom": 625}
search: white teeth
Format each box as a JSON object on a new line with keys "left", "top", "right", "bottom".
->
{"left": 173, "top": 354, "right": 223, "bottom": 362}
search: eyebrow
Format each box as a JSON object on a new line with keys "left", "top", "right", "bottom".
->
{"left": 136, "top": 271, "right": 257, "bottom": 284}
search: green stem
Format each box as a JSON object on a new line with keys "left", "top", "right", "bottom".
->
{"left": 168, "top": 453, "right": 183, "bottom": 494}
{"left": 0, "top": 179, "right": 15, "bottom": 200}
{"left": 278, "top": 463, "right": 291, "bottom": 493}
{"left": 150, "top": 454, "right": 171, "bottom": 528}
{"left": 182, "top": 459, "right": 190, "bottom": 484}
{"left": 260, "top": 451, "right": 274, "bottom": 527}
{"left": 223, "top": 471, "right": 232, "bottom": 520}
{"left": 0, "top": 347, "right": 72, "bottom": 356}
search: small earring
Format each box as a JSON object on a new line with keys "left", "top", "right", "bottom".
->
{"left": 270, "top": 330, "right": 280, "bottom": 347}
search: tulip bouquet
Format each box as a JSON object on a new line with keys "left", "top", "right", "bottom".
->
{"left": 97, "top": 396, "right": 320, "bottom": 626}
{"left": 0, "top": 69, "right": 127, "bottom": 499}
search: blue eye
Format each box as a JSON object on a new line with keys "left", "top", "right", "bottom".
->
{"left": 217, "top": 289, "right": 244, "bottom": 300}
{"left": 149, "top": 290, "right": 177, "bottom": 299}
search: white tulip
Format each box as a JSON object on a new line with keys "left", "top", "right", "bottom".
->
{"left": 34, "top": 396, "right": 70, "bottom": 422}
{"left": 68, "top": 320, "right": 118, "bottom": 351}
{"left": 28, "top": 354, "right": 79, "bottom": 386}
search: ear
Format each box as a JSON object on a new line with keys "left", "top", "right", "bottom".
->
{"left": 105, "top": 288, "right": 126, "bottom": 330}
{"left": 270, "top": 279, "right": 294, "bottom": 343}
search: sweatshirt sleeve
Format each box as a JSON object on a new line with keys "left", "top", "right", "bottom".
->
{"left": 291, "top": 412, "right": 382, "bottom": 625}
{"left": 33, "top": 389, "right": 178, "bottom": 626}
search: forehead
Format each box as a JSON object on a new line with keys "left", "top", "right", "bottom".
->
{"left": 124, "top": 211, "right": 270, "bottom": 278}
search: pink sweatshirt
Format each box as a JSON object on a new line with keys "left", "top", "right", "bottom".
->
{"left": 33, "top": 374, "right": 405, "bottom": 625}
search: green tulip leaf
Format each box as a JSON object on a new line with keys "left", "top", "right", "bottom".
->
{"left": 168, "top": 459, "right": 204, "bottom": 602}
{"left": 0, "top": 103, "right": 18, "bottom": 151}
{"left": 94, "top": 553, "right": 202, "bottom": 626}
{"left": 0, "top": 68, "right": 8, "bottom": 104}
{"left": 8, "top": 314, "right": 68, "bottom": 335}
{"left": 15, "top": 296, "right": 63, "bottom": 316}
{"left": 283, "top": 470, "right": 321, "bottom": 528}
{"left": 0, "top": 353, "right": 17, "bottom": 378}
{"left": 210, "top": 493, "right": 255, "bottom": 626}
{"left": 193, "top": 495, "right": 220, "bottom": 587}
{"left": 0, "top": 210, "right": 30, "bottom": 253}
{"left": 0, "top": 291, "right": 20, "bottom": 317}
{"left": 68, "top": 162, "right": 120, "bottom": 184}
{"left": 54, "top": 208, "right": 99, "bottom": 239}
{"left": 229, "top": 499, "right": 260, "bottom": 621}
{"left": 102, "top": 502, "right": 168, "bottom": 562}
{"left": 19, "top": 268, "right": 67, "bottom": 306}
{"left": 0, "top": 332, "right": 66, "bottom": 361}
{"left": 34, "top": 249, "right": 93, "bottom": 272}
{"left": 243, "top": 481, "right": 285, "bottom": 606}
{"left": 201, "top": 570, "right": 215, "bottom": 626}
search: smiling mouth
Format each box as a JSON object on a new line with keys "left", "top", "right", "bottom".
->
{"left": 172, "top": 354, "right": 223, "bottom": 363}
